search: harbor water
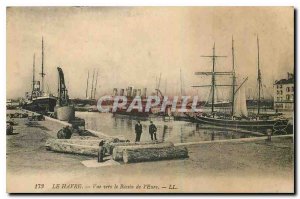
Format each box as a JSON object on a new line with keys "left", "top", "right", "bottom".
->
{"left": 76, "top": 112, "right": 256, "bottom": 144}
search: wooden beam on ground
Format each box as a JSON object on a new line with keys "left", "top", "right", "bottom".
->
{"left": 45, "top": 138, "right": 103, "bottom": 149}
{"left": 123, "top": 146, "right": 188, "bottom": 164}
{"left": 46, "top": 141, "right": 99, "bottom": 157}
{"left": 112, "top": 142, "right": 174, "bottom": 161}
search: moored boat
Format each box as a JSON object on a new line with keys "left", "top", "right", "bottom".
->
{"left": 192, "top": 114, "right": 288, "bottom": 131}
{"left": 22, "top": 38, "right": 57, "bottom": 113}
{"left": 189, "top": 37, "right": 289, "bottom": 133}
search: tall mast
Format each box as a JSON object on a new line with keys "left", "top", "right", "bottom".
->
{"left": 32, "top": 53, "right": 35, "bottom": 93}
{"left": 231, "top": 37, "right": 236, "bottom": 116}
{"left": 164, "top": 79, "right": 167, "bottom": 95}
{"left": 211, "top": 43, "right": 216, "bottom": 113}
{"left": 158, "top": 73, "right": 162, "bottom": 89}
{"left": 197, "top": 43, "right": 227, "bottom": 114}
{"left": 57, "top": 68, "right": 60, "bottom": 99}
{"left": 90, "top": 69, "right": 95, "bottom": 99}
{"left": 40, "top": 37, "right": 46, "bottom": 93}
{"left": 156, "top": 73, "right": 161, "bottom": 96}
{"left": 93, "top": 70, "right": 99, "bottom": 99}
{"left": 180, "top": 68, "right": 183, "bottom": 96}
{"left": 257, "top": 35, "right": 262, "bottom": 115}
{"left": 193, "top": 43, "right": 228, "bottom": 116}
{"left": 85, "top": 71, "right": 89, "bottom": 99}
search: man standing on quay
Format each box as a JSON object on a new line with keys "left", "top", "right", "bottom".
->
{"left": 135, "top": 120, "right": 143, "bottom": 142}
{"left": 149, "top": 121, "right": 157, "bottom": 141}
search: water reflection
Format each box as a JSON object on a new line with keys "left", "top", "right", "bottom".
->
{"left": 162, "top": 125, "right": 168, "bottom": 142}
{"left": 211, "top": 131, "right": 215, "bottom": 141}
{"left": 76, "top": 112, "right": 255, "bottom": 144}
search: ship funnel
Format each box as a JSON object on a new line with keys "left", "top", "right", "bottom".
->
{"left": 113, "top": 88, "right": 118, "bottom": 96}
{"left": 127, "top": 86, "right": 133, "bottom": 97}
{"left": 137, "top": 89, "right": 142, "bottom": 96}
{"left": 132, "top": 89, "right": 137, "bottom": 97}
{"left": 120, "top": 89, "right": 125, "bottom": 96}
{"left": 142, "top": 88, "right": 147, "bottom": 97}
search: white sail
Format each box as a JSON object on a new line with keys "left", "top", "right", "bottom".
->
{"left": 233, "top": 80, "right": 248, "bottom": 117}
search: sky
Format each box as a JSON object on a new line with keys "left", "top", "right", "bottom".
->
{"left": 7, "top": 7, "right": 294, "bottom": 100}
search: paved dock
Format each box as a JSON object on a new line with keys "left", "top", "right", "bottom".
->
{"left": 6, "top": 110, "right": 294, "bottom": 193}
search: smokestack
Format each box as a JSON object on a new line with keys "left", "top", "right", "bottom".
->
{"left": 120, "top": 89, "right": 125, "bottom": 96}
{"left": 142, "top": 88, "right": 147, "bottom": 98}
{"left": 127, "top": 86, "right": 133, "bottom": 97}
{"left": 132, "top": 89, "right": 137, "bottom": 97}
{"left": 137, "top": 89, "right": 141, "bottom": 96}
{"left": 113, "top": 88, "right": 118, "bottom": 96}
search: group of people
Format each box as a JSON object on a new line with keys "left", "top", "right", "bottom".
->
{"left": 97, "top": 120, "right": 158, "bottom": 163}
{"left": 134, "top": 120, "right": 157, "bottom": 142}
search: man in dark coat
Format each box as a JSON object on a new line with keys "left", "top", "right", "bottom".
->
{"left": 149, "top": 121, "right": 157, "bottom": 141}
{"left": 135, "top": 120, "right": 143, "bottom": 142}
{"left": 98, "top": 140, "right": 105, "bottom": 163}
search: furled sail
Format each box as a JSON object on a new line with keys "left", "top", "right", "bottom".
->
{"left": 206, "top": 85, "right": 218, "bottom": 104}
{"left": 205, "top": 85, "right": 230, "bottom": 106}
{"left": 233, "top": 79, "right": 248, "bottom": 117}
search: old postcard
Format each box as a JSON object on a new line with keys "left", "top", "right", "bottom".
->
{"left": 6, "top": 7, "right": 294, "bottom": 193}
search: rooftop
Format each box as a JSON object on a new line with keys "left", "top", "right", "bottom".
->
{"left": 274, "top": 78, "right": 294, "bottom": 85}
{"left": 274, "top": 73, "right": 294, "bottom": 85}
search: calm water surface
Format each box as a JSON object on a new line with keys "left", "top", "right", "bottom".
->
{"left": 76, "top": 112, "right": 255, "bottom": 143}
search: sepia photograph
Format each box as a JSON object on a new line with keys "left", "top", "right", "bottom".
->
{"left": 6, "top": 6, "right": 294, "bottom": 193}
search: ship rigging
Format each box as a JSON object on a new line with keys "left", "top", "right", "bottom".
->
{"left": 189, "top": 37, "right": 288, "bottom": 132}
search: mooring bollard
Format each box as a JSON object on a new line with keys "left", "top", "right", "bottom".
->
{"left": 266, "top": 129, "right": 272, "bottom": 142}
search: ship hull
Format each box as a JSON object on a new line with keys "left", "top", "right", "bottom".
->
{"left": 191, "top": 115, "right": 288, "bottom": 132}
{"left": 23, "top": 97, "right": 57, "bottom": 113}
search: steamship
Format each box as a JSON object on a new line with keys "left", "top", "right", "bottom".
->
{"left": 22, "top": 38, "right": 57, "bottom": 113}
{"left": 111, "top": 87, "right": 151, "bottom": 118}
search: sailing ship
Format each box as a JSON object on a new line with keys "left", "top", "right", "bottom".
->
{"left": 22, "top": 38, "right": 57, "bottom": 113}
{"left": 188, "top": 37, "right": 288, "bottom": 132}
